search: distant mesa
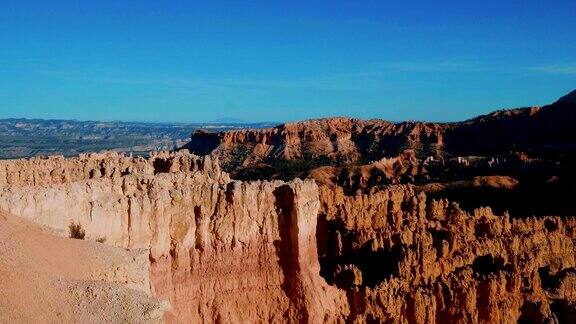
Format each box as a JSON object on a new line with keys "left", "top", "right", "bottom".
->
{"left": 184, "top": 89, "right": 576, "bottom": 172}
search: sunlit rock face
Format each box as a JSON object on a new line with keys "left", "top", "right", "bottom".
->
{"left": 0, "top": 151, "right": 348, "bottom": 323}
{"left": 1, "top": 150, "right": 575, "bottom": 323}
{"left": 184, "top": 91, "right": 576, "bottom": 183}
{"left": 317, "top": 185, "right": 576, "bottom": 323}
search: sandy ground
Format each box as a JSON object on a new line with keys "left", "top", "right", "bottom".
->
{"left": 0, "top": 212, "right": 169, "bottom": 323}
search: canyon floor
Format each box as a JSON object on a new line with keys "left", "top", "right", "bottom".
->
{"left": 1, "top": 91, "right": 576, "bottom": 323}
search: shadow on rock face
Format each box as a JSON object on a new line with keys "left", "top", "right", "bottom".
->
{"left": 152, "top": 157, "right": 171, "bottom": 174}
{"left": 316, "top": 214, "right": 405, "bottom": 289}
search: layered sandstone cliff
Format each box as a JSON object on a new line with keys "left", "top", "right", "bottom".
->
{"left": 184, "top": 90, "right": 576, "bottom": 174}
{"left": 0, "top": 151, "right": 348, "bottom": 323}
{"left": 317, "top": 185, "right": 576, "bottom": 323}
{"left": 184, "top": 117, "right": 445, "bottom": 170}
{"left": 1, "top": 150, "right": 575, "bottom": 323}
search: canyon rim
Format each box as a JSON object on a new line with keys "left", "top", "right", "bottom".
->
{"left": 1, "top": 91, "right": 575, "bottom": 323}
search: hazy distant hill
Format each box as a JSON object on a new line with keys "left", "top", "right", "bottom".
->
{"left": 0, "top": 118, "right": 273, "bottom": 159}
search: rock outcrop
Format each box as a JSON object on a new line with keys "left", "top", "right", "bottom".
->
{"left": 1, "top": 150, "right": 575, "bottom": 323}
{"left": 183, "top": 90, "right": 576, "bottom": 174}
{"left": 0, "top": 151, "right": 347, "bottom": 323}
{"left": 317, "top": 185, "right": 576, "bottom": 323}
{"left": 184, "top": 117, "right": 445, "bottom": 170}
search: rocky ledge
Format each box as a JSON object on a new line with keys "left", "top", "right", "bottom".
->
{"left": 0, "top": 150, "right": 574, "bottom": 323}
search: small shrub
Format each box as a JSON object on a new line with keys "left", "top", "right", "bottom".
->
{"left": 96, "top": 237, "right": 106, "bottom": 243}
{"left": 69, "top": 222, "right": 86, "bottom": 240}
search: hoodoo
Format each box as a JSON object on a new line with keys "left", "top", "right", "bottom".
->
{"left": 1, "top": 146, "right": 575, "bottom": 322}
{"left": 0, "top": 151, "right": 347, "bottom": 322}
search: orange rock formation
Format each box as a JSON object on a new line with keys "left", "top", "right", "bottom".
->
{"left": 1, "top": 150, "right": 574, "bottom": 322}
{"left": 185, "top": 90, "right": 576, "bottom": 172}
{"left": 0, "top": 151, "right": 347, "bottom": 322}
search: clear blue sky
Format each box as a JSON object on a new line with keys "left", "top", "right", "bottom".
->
{"left": 1, "top": 1, "right": 575, "bottom": 122}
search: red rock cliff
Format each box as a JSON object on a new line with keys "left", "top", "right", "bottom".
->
{"left": 0, "top": 151, "right": 348, "bottom": 323}
{"left": 1, "top": 151, "right": 575, "bottom": 323}
{"left": 317, "top": 185, "right": 576, "bottom": 323}
{"left": 184, "top": 90, "right": 576, "bottom": 171}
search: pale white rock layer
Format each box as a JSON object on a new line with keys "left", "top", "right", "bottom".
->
{"left": 0, "top": 151, "right": 348, "bottom": 323}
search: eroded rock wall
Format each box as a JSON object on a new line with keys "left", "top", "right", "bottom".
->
{"left": 184, "top": 117, "right": 445, "bottom": 168}
{"left": 183, "top": 90, "right": 576, "bottom": 179}
{"left": 2, "top": 151, "right": 575, "bottom": 323}
{"left": 318, "top": 185, "right": 576, "bottom": 323}
{"left": 0, "top": 151, "right": 347, "bottom": 323}
{"left": 0, "top": 150, "right": 211, "bottom": 187}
